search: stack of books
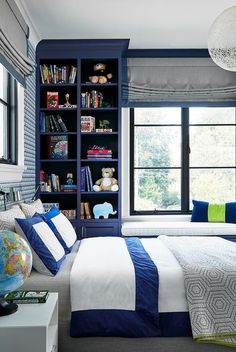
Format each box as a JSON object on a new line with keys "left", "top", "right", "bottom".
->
{"left": 87, "top": 146, "right": 112, "bottom": 160}
{"left": 80, "top": 202, "right": 91, "bottom": 219}
{"left": 80, "top": 166, "right": 93, "bottom": 192}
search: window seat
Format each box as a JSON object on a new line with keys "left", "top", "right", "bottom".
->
{"left": 121, "top": 220, "right": 236, "bottom": 238}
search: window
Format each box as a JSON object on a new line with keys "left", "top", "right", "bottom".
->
{"left": 0, "top": 63, "right": 17, "bottom": 164}
{"left": 130, "top": 107, "right": 236, "bottom": 214}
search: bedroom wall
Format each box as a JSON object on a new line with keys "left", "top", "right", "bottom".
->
{"left": 0, "top": 41, "right": 36, "bottom": 204}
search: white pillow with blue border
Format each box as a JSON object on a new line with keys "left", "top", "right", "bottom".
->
{"left": 15, "top": 216, "right": 65, "bottom": 276}
{"left": 37, "top": 205, "right": 77, "bottom": 253}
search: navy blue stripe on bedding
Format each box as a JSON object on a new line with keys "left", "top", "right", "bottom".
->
{"left": 70, "top": 237, "right": 161, "bottom": 337}
{"left": 160, "top": 312, "right": 192, "bottom": 337}
{"left": 70, "top": 311, "right": 191, "bottom": 337}
{"left": 124, "top": 237, "right": 159, "bottom": 319}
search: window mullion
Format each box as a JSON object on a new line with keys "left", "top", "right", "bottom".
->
{"left": 181, "top": 108, "right": 189, "bottom": 212}
{"left": 130, "top": 108, "right": 135, "bottom": 214}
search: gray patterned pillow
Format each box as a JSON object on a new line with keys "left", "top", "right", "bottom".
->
{"left": 20, "top": 199, "right": 45, "bottom": 218}
{"left": 0, "top": 205, "right": 26, "bottom": 231}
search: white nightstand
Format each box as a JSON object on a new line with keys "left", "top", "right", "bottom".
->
{"left": 0, "top": 292, "right": 58, "bottom": 352}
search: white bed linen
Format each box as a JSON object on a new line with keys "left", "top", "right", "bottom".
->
{"left": 70, "top": 237, "right": 188, "bottom": 313}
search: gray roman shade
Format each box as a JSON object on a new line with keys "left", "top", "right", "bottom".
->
{"left": 122, "top": 57, "right": 236, "bottom": 104}
{"left": 0, "top": 0, "right": 34, "bottom": 85}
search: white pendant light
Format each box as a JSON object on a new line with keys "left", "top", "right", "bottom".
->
{"left": 208, "top": 5, "right": 236, "bottom": 71}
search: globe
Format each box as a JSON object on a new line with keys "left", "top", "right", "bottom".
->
{"left": 0, "top": 230, "right": 32, "bottom": 315}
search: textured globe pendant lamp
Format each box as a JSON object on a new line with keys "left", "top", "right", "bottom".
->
{"left": 208, "top": 5, "right": 236, "bottom": 71}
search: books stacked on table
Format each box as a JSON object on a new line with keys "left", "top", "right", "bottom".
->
{"left": 6, "top": 291, "right": 49, "bottom": 304}
{"left": 80, "top": 166, "right": 93, "bottom": 192}
{"left": 87, "top": 146, "right": 112, "bottom": 160}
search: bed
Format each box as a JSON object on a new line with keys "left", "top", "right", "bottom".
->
{"left": 21, "top": 235, "right": 236, "bottom": 352}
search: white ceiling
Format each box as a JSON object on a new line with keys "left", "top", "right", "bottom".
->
{"left": 19, "top": 0, "right": 236, "bottom": 49}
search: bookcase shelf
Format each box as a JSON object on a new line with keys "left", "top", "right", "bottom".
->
{"left": 81, "top": 191, "right": 119, "bottom": 195}
{"left": 36, "top": 39, "right": 129, "bottom": 238}
{"left": 40, "top": 83, "right": 77, "bottom": 87}
{"left": 40, "top": 191, "right": 77, "bottom": 195}
{"left": 81, "top": 83, "right": 118, "bottom": 87}
{"left": 81, "top": 108, "right": 118, "bottom": 111}
{"left": 40, "top": 108, "right": 77, "bottom": 112}
{"left": 40, "top": 132, "right": 77, "bottom": 135}
{"left": 81, "top": 159, "right": 118, "bottom": 162}
{"left": 40, "top": 159, "right": 77, "bottom": 162}
{"left": 81, "top": 132, "right": 118, "bottom": 135}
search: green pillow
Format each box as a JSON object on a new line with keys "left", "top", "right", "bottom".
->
{"left": 191, "top": 200, "right": 236, "bottom": 223}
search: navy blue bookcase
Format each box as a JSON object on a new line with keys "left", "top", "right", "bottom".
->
{"left": 36, "top": 39, "right": 129, "bottom": 238}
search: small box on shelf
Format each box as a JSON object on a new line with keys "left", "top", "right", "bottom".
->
{"left": 81, "top": 116, "right": 95, "bottom": 132}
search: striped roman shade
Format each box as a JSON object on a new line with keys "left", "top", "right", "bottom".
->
{"left": 0, "top": 0, "right": 34, "bottom": 85}
{"left": 122, "top": 57, "right": 236, "bottom": 105}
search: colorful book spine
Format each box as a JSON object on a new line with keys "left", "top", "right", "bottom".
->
{"left": 87, "top": 149, "right": 112, "bottom": 154}
{"left": 80, "top": 167, "right": 86, "bottom": 192}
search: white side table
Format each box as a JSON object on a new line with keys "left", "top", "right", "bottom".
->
{"left": 0, "top": 292, "right": 58, "bottom": 352}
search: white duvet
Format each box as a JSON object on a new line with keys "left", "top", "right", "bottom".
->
{"left": 70, "top": 237, "right": 188, "bottom": 313}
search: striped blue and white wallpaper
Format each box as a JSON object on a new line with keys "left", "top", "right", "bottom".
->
{"left": 0, "top": 41, "right": 36, "bottom": 205}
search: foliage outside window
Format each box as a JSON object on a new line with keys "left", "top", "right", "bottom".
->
{"left": 130, "top": 107, "right": 236, "bottom": 214}
{"left": 0, "top": 63, "right": 17, "bottom": 164}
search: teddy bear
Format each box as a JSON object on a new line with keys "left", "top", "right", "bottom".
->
{"left": 93, "top": 167, "right": 119, "bottom": 192}
{"left": 89, "top": 63, "right": 113, "bottom": 84}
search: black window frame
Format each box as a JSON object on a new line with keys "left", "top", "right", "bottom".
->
{"left": 130, "top": 106, "right": 236, "bottom": 215}
{"left": 0, "top": 66, "right": 17, "bottom": 165}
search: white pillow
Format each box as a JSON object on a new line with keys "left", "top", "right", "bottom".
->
{"left": 0, "top": 205, "right": 26, "bottom": 231}
{"left": 15, "top": 217, "right": 65, "bottom": 276}
{"left": 20, "top": 199, "right": 45, "bottom": 218}
{"left": 39, "top": 205, "right": 77, "bottom": 253}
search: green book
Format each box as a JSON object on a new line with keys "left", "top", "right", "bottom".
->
{"left": 5, "top": 290, "right": 49, "bottom": 304}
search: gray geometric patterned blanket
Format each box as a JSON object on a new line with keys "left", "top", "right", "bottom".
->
{"left": 159, "top": 235, "right": 236, "bottom": 347}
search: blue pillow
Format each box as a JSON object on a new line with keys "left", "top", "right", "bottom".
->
{"left": 191, "top": 200, "right": 236, "bottom": 223}
{"left": 15, "top": 217, "right": 65, "bottom": 276}
{"left": 37, "top": 205, "right": 77, "bottom": 253}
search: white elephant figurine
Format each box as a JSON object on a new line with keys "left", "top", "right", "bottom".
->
{"left": 93, "top": 202, "right": 117, "bottom": 219}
